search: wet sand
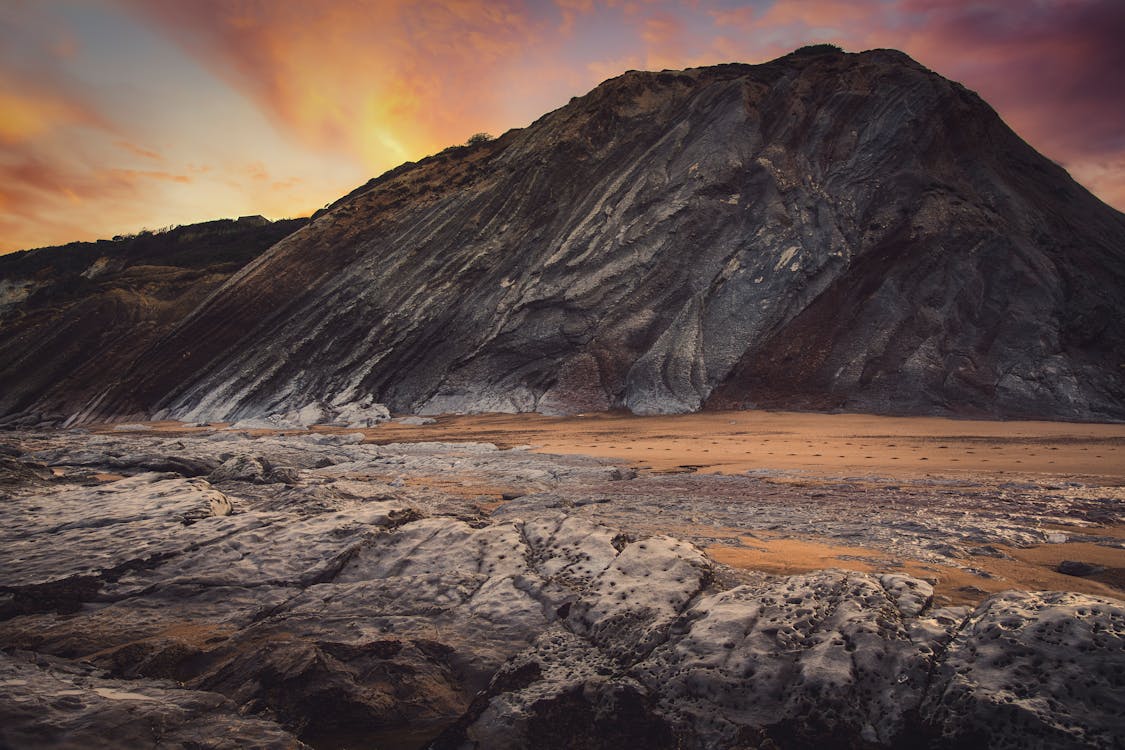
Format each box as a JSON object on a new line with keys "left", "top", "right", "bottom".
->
{"left": 705, "top": 530, "right": 1125, "bottom": 606}
{"left": 366, "top": 410, "right": 1125, "bottom": 485}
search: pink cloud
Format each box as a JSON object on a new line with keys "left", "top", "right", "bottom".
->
{"left": 3, "top": 0, "right": 1122, "bottom": 253}
{"left": 119, "top": 1, "right": 546, "bottom": 168}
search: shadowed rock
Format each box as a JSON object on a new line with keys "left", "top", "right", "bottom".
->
{"left": 0, "top": 217, "right": 306, "bottom": 426}
{"left": 46, "top": 46, "right": 1123, "bottom": 424}
{"left": 0, "top": 651, "right": 309, "bottom": 750}
{"left": 1056, "top": 560, "right": 1106, "bottom": 577}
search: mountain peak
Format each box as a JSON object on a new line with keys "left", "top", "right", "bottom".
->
{"left": 2, "top": 48, "right": 1123, "bottom": 426}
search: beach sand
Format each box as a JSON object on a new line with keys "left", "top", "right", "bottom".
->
{"left": 367, "top": 409, "right": 1125, "bottom": 485}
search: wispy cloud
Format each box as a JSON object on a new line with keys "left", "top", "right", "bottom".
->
{"left": 119, "top": 0, "right": 547, "bottom": 169}
{"left": 115, "top": 140, "right": 162, "bottom": 161}
{"left": 0, "top": 76, "right": 114, "bottom": 145}
{"left": 891, "top": 0, "right": 1125, "bottom": 203}
{"left": 2, "top": 0, "right": 1122, "bottom": 253}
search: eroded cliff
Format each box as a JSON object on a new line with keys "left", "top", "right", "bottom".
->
{"left": 5, "top": 46, "right": 1124, "bottom": 424}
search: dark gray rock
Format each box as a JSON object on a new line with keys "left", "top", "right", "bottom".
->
{"left": 54, "top": 47, "right": 1124, "bottom": 424}
{"left": 208, "top": 454, "right": 274, "bottom": 483}
{"left": 439, "top": 575, "right": 1125, "bottom": 749}
{"left": 0, "top": 218, "right": 306, "bottom": 425}
{"left": 918, "top": 590, "right": 1125, "bottom": 749}
{"left": 398, "top": 415, "right": 438, "bottom": 425}
{"left": 0, "top": 650, "right": 308, "bottom": 749}
{"left": 1057, "top": 560, "right": 1107, "bottom": 577}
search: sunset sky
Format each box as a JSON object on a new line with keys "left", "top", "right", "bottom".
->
{"left": 1, "top": 0, "right": 1122, "bottom": 253}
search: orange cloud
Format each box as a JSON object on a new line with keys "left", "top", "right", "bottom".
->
{"left": 0, "top": 80, "right": 111, "bottom": 145}
{"left": 115, "top": 140, "right": 162, "bottom": 161}
{"left": 751, "top": 0, "right": 874, "bottom": 30}
{"left": 0, "top": 152, "right": 139, "bottom": 247}
{"left": 555, "top": 0, "right": 595, "bottom": 33}
{"left": 2, "top": 0, "right": 1122, "bottom": 255}
{"left": 1069, "top": 156, "right": 1125, "bottom": 212}
{"left": 0, "top": 141, "right": 316, "bottom": 252}
{"left": 639, "top": 15, "right": 687, "bottom": 68}
{"left": 111, "top": 168, "right": 192, "bottom": 184}
{"left": 120, "top": 1, "right": 546, "bottom": 172}
{"left": 708, "top": 7, "right": 757, "bottom": 28}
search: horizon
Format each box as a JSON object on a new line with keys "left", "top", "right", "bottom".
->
{"left": 2, "top": 0, "right": 1123, "bottom": 254}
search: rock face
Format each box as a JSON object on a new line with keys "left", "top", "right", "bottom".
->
{"left": 0, "top": 217, "right": 305, "bottom": 426}
{"left": 44, "top": 45, "right": 1120, "bottom": 423}
{"left": 1, "top": 428, "right": 1123, "bottom": 748}
{"left": 0, "top": 651, "right": 309, "bottom": 750}
{"left": 438, "top": 577, "right": 1125, "bottom": 750}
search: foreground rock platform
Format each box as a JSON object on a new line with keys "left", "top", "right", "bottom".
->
{"left": 1, "top": 428, "right": 1122, "bottom": 749}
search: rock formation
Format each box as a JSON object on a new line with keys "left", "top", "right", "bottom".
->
{"left": 0, "top": 217, "right": 306, "bottom": 427}
{"left": 1, "top": 428, "right": 1122, "bottom": 748}
{"left": 44, "top": 45, "right": 1119, "bottom": 424}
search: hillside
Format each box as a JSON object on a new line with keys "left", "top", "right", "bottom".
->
{"left": 0, "top": 217, "right": 306, "bottom": 424}
{"left": 4, "top": 46, "right": 1124, "bottom": 425}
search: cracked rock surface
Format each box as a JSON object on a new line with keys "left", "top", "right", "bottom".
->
{"left": 1, "top": 428, "right": 1122, "bottom": 749}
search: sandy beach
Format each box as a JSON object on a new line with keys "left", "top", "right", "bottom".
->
{"left": 364, "top": 409, "right": 1125, "bottom": 484}
{"left": 14, "top": 411, "right": 1125, "bottom": 746}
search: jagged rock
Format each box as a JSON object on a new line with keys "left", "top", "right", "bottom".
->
{"left": 879, "top": 572, "right": 935, "bottom": 617}
{"left": 0, "top": 218, "right": 307, "bottom": 425}
{"left": 111, "top": 423, "right": 151, "bottom": 432}
{"left": 209, "top": 493, "right": 234, "bottom": 517}
{"left": 566, "top": 536, "right": 712, "bottom": 660}
{"left": 208, "top": 454, "right": 274, "bottom": 483}
{"left": 0, "top": 454, "right": 53, "bottom": 485}
{"left": 224, "top": 398, "right": 391, "bottom": 431}
{"left": 0, "top": 650, "right": 308, "bottom": 749}
{"left": 329, "top": 397, "right": 391, "bottom": 427}
{"left": 283, "top": 401, "right": 333, "bottom": 426}
{"left": 433, "top": 630, "right": 682, "bottom": 750}
{"left": 919, "top": 590, "right": 1125, "bottom": 748}
{"left": 206, "top": 454, "right": 300, "bottom": 485}
{"left": 1, "top": 429, "right": 1122, "bottom": 748}
{"left": 444, "top": 575, "right": 1125, "bottom": 749}
{"left": 304, "top": 431, "right": 367, "bottom": 446}
{"left": 92, "top": 452, "right": 220, "bottom": 476}
{"left": 398, "top": 415, "right": 438, "bottom": 425}
{"left": 226, "top": 415, "right": 305, "bottom": 430}
{"left": 0, "top": 473, "right": 260, "bottom": 591}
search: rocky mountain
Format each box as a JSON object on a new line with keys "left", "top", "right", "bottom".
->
{"left": 4, "top": 45, "right": 1125, "bottom": 425}
{"left": 0, "top": 217, "right": 305, "bottom": 425}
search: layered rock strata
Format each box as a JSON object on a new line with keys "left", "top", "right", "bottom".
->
{"left": 89, "top": 47, "right": 1125, "bottom": 422}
